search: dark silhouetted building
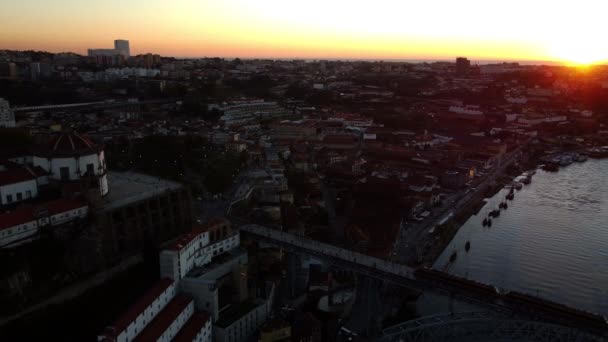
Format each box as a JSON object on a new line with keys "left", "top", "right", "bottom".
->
{"left": 456, "top": 57, "right": 471, "bottom": 75}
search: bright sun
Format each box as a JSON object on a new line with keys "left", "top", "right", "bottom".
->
{"left": 547, "top": 35, "right": 608, "bottom": 66}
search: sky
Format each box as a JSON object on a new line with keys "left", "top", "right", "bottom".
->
{"left": 1, "top": 0, "right": 608, "bottom": 64}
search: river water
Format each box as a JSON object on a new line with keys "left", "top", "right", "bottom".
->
{"left": 430, "top": 158, "right": 608, "bottom": 316}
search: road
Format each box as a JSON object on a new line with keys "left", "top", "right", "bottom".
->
{"left": 394, "top": 148, "right": 523, "bottom": 267}
{"left": 193, "top": 167, "right": 252, "bottom": 223}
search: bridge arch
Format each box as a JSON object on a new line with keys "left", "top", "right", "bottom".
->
{"left": 379, "top": 312, "right": 605, "bottom": 342}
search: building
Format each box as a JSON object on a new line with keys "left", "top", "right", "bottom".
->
{"left": 441, "top": 170, "right": 466, "bottom": 189}
{"left": 32, "top": 131, "right": 109, "bottom": 197}
{"left": 269, "top": 120, "right": 318, "bottom": 141}
{"left": 114, "top": 39, "right": 131, "bottom": 57}
{"left": 259, "top": 318, "right": 291, "bottom": 342}
{"left": 30, "top": 62, "right": 52, "bottom": 80}
{"left": 291, "top": 312, "right": 322, "bottom": 342}
{"left": 88, "top": 39, "right": 130, "bottom": 58}
{"left": 92, "top": 171, "right": 192, "bottom": 265}
{"left": 98, "top": 279, "right": 213, "bottom": 342}
{"left": 0, "top": 198, "right": 88, "bottom": 248}
{"left": 100, "top": 218, "right": 274, "bottom": 342}
{"left": 456, "top": 57, "right": 471, "bottom": 75}
{"left": 88, "top": 48, "right": 119, "bottom": 57}
{"left": 0, "top": 62, "right": 18, "bottom": 79}
{"left": 217, "top": 100, "right": 290, "bottom": 127}
{"left": 0, "top": 98, "right": 16, "bottom": 127}
{"left": 0, "top": 163, "right": 47, "bottom": 206}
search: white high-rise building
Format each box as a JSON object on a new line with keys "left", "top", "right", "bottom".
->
{"left": 114, "top": 39, "right": 130, "bottom": 58}
{"left": 88, "top": 39, "right": 130, "bottom": 58}
{"left": 0, "top": 98, "right": 16, "bottom": 128}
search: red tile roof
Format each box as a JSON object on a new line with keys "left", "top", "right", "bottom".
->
{"left": 173, "top": 313, "right": 211, "bottom": 342}
{"left": 51, "top": 131, "right": 96, "bottom": 152}
{"left": 0, "top": 206, "right": 35, "bottom": 230}
{"left": 167, "top": 218, "right": 229, "bottom": 251}
{"left": 134, "top": 295, "right": 193, "bottom": 342}
{"left": 45, "top": 198, "right": 88, "bottom": 215}
{"left": 100, "top": 278, "right": 174, "bottom": 339}
{"left": 167, "top": 225, "right": 207, "bottom": 252}
{"left": 0, "top": 167, "right": 36, "bottom": 186}
{"left": 0, "top": 198, "right": 87, "bottom": 231}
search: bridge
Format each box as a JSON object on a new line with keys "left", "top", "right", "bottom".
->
{"left": 379, "top": 311, "right": 605, "bottom": 342}
{"left": 238, "top": 224, "right": 608, "bottom": 338}
{"left": 11, "top": 99, "right": 176, "bottom": 112}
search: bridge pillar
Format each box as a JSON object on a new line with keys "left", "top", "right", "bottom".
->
{"left": 344, "top": 274, "right": 384, "bottom": 338}
{"left": 286, "top": 252, "right": 303, "bottom": 298}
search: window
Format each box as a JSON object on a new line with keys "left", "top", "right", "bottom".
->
{"left": 16, "top": 193, "right": 22, "bottom": 201}
{"left": 6, "top": 194, "right": 12, "bottom": 203}
{"left": 60, "top": 167, "right": 70, "bottom": 181}
{"left": 26, "top": 190, "right": 31, "bottom": 198}
{"left": 86, "top": 163, "right": 94, "bottom": 175}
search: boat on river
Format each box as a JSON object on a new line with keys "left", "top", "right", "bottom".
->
{"left": 450, "top": 251, "right": 458, "bottom": 262}
{"left": 542, "top": 164, "right": 559, "bottom": 172}
{"left": 574, "top": 154, "right": 588, "bottom": 162}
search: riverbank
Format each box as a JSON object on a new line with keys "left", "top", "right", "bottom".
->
{"left": 419, "top": 149, "right": 524, "bottom": 266}
{"left": 432, "top": 158, "right": 608, "bottom": 317}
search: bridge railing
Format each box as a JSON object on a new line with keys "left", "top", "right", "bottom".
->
{"left": 240, "top": 224, "right": 415, "bottom": 279}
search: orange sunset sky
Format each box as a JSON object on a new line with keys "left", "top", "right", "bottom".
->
{"left": 1, "top": 0, "right": 608, "bottom": 65}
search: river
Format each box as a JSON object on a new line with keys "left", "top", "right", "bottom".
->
{"left": 427, "top": 158, "right": 608, "bottom": 316}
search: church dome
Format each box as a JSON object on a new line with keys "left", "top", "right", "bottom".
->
{"left": 46, "top": 131, "right": 102, "bottom": 157}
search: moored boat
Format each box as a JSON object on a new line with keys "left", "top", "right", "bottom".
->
{"left": 542, "top": 164, "right": 559, "bottom": 172}
{"left": 450, "top": 251, "right": 458, "bottom": 262}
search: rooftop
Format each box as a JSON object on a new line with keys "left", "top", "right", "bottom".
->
{"left": 0, "top": 198, "right": 88, "bottom": 231}
{"left": 172, "top": 313, "right": 211, "bottom": 342}
{"left": 97, "top": 172, "right": 183, "bottom": 212}
{"left": 185, "top": 246, "right": 245, "bottom": 279}
{"left": 101, "top": 278, "right": 174, "bottom": 338}
{"left": 167, "top": 218, "right": 231, "bottom": 252}
{"left": 0, "top": 166, "right": 36, "bottom": 186}
{"left": 215, "top": 301, "right": 261, "bottom": 329}
{"left": 134, "top": 295, "right": 193, "bottom": 342}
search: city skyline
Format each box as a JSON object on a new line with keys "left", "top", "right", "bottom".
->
{"left": 2, "top": 0, "right": 608, "bottom": 65}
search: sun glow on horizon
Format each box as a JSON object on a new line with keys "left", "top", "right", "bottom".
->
{"left": 1, "top": 0, "right": 608, "bottom": 63}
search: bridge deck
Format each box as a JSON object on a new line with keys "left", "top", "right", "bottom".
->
{"left": 239, "top": 224, "right": 608, "bottom": 338}
{"left": 240, "top": 224, "right": 416, "bottom": 278}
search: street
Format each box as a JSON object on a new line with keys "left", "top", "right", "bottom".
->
{"left": 393, "top": 148, "right": 523, "bottom": 267}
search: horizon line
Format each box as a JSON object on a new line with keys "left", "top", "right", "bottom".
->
{"left": 1, "top": 48, "right": 575, "bottom": 66}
